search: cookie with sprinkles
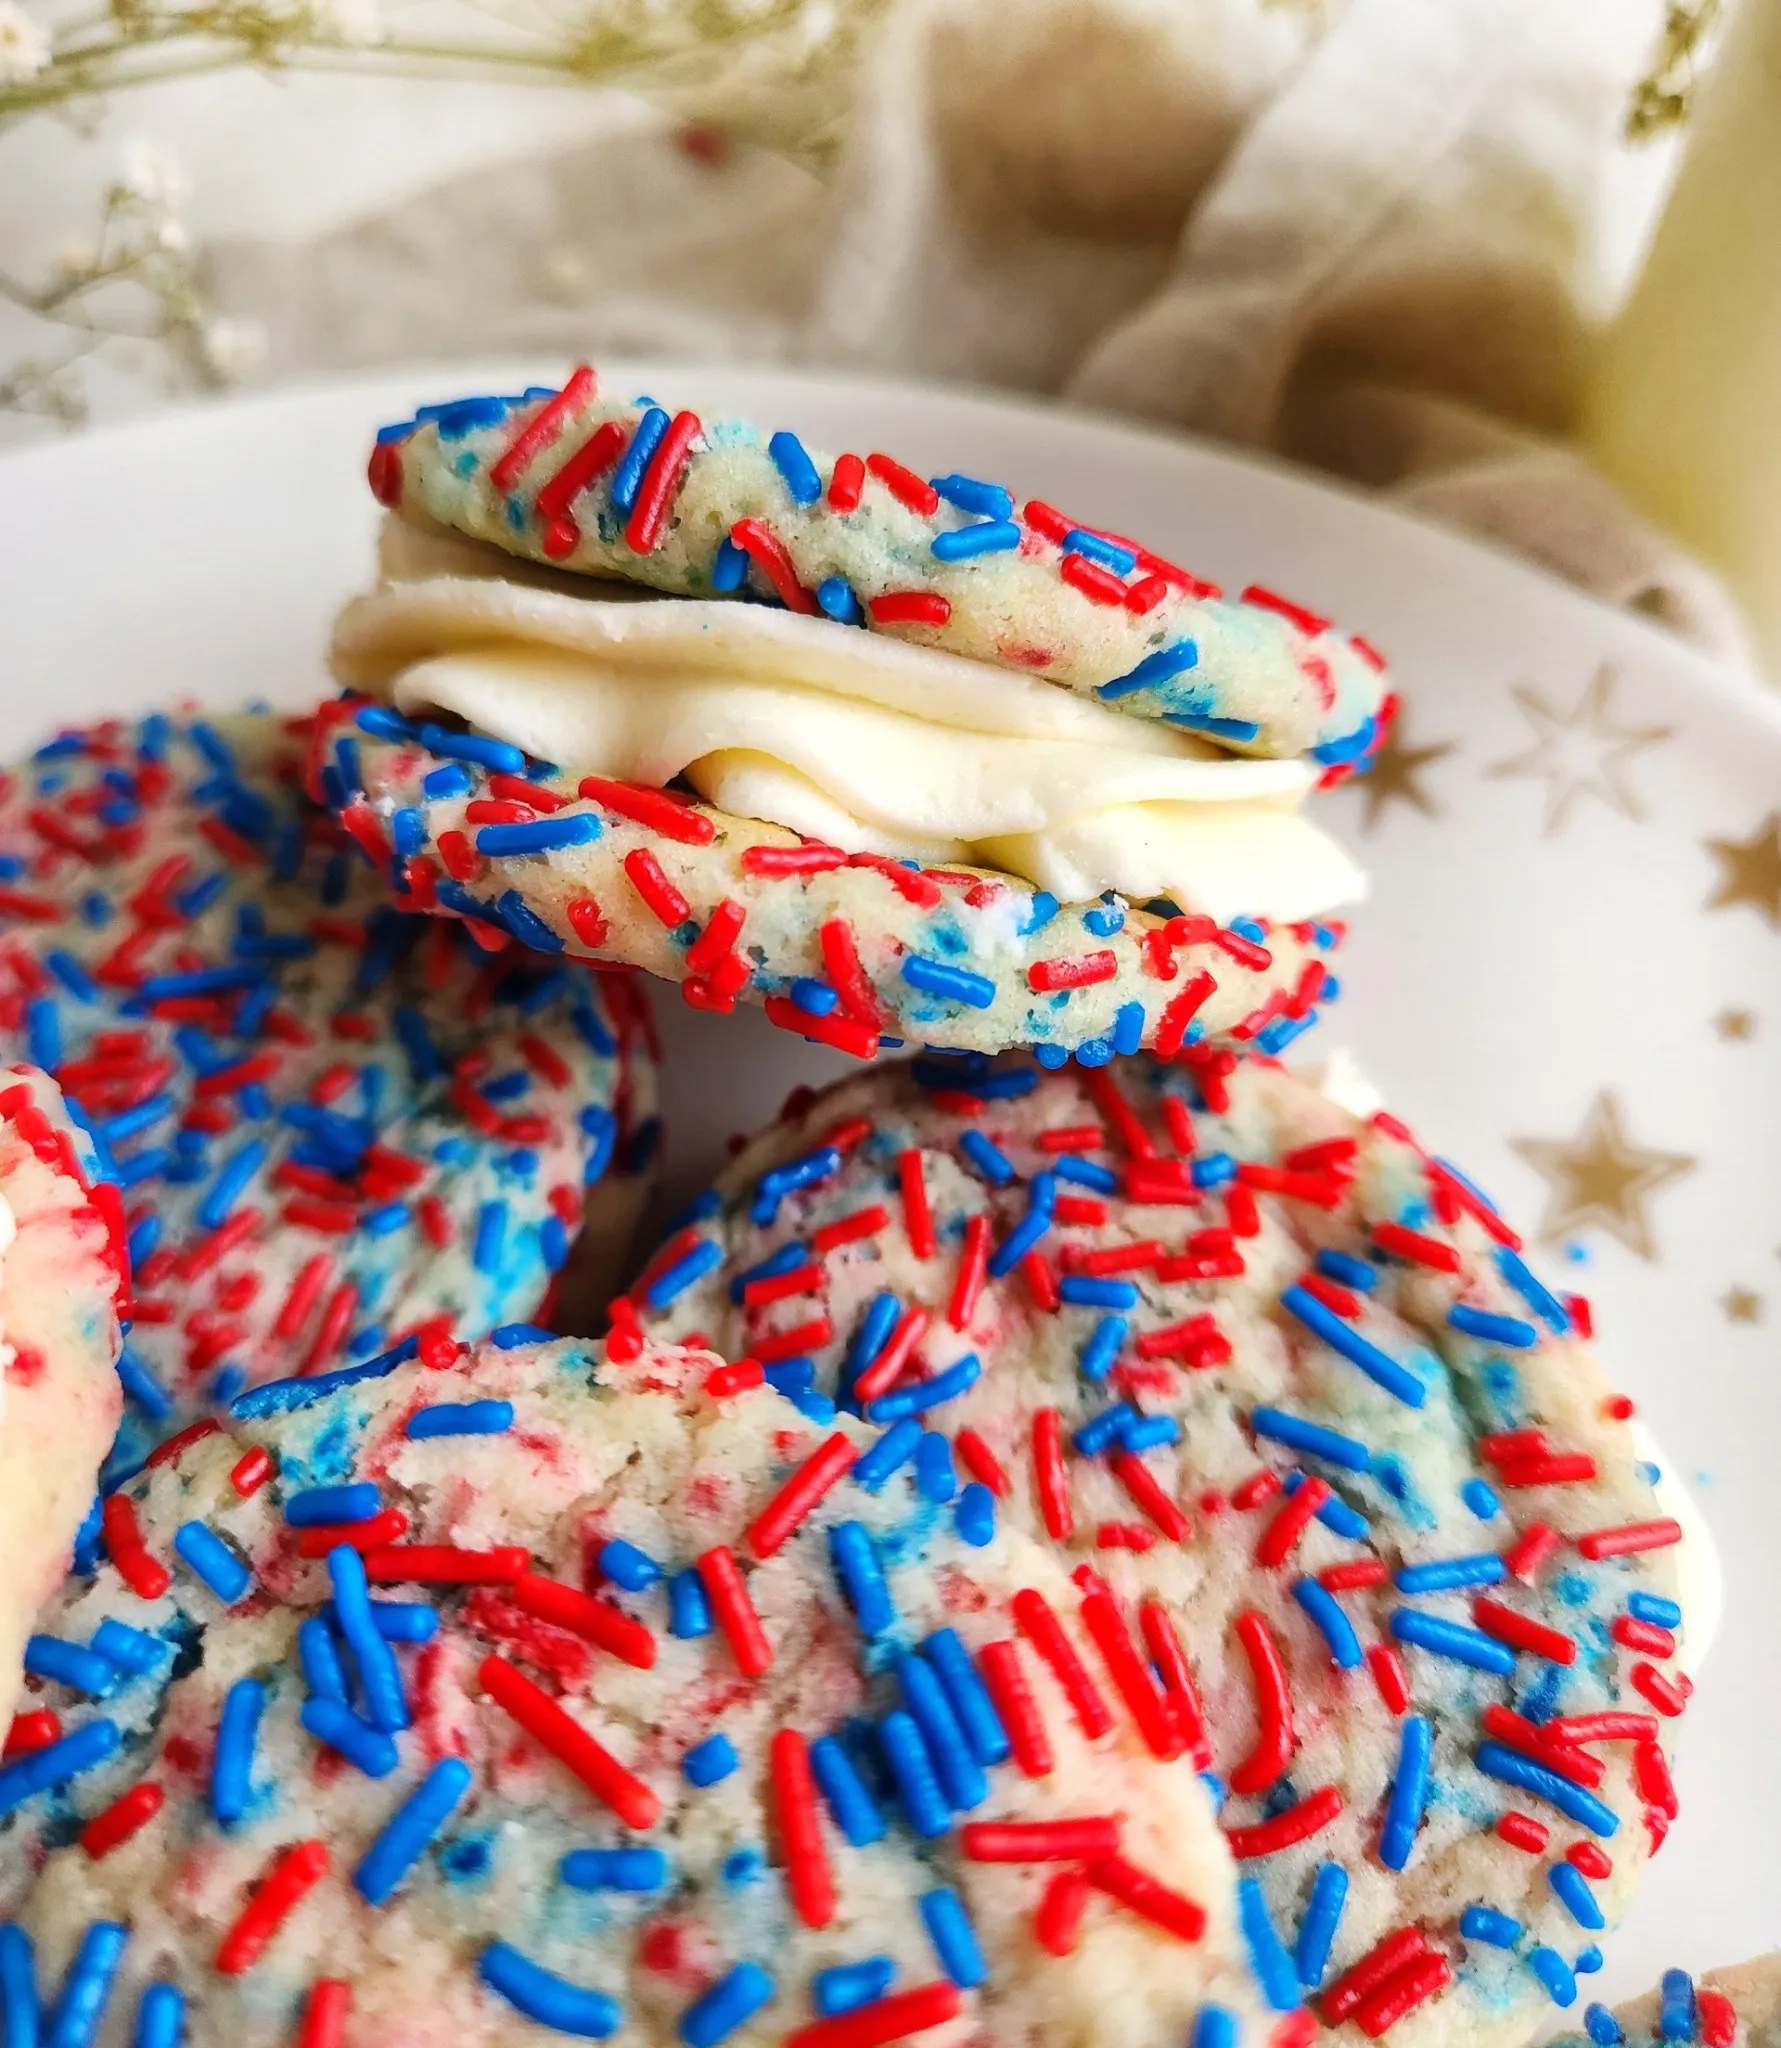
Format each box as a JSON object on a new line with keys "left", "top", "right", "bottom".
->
{"left": 0, "top": 709, "right": 657, "bottom": 1479}
{"left": 1, "top": 1328, "right": 1302, "bottom": 2048}
{"left": 323, "top": 689, "right": 1348, "bottom": 1067}
{"left": 630, "top": 1051, "right": 1700, "bottom": 2048}
{"left": 0, "top": 1066, "right": 126, "bottom": 1728}
{"left": 368, "top": 369, "right": 1388, "bottom": 763}
{"left": 1556, "top": 1956, "right": 1781, "bottom": 2048}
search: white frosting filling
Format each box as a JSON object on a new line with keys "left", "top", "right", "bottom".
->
{"left": 0, "top": 1188, "right": 13, "bottom": 1381}
{"left": 333, "top": 571, "right": 1367, "bottom": 926}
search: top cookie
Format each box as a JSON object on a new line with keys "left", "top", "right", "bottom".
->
{"left": 368, "top": 369, "right": 1388, "bottom": 764}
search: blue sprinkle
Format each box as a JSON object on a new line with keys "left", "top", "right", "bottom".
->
{"left": 0, "top": 1719, "right": 120, "bottom": 1818}
{"left": 560, "top": 1848, "right": 668, "bottom": 1893}
{"left": 867, "top": 1352, "right": 980, "bottom": 1423}
{"left": 683, "top": 1734, "right": 738, "bottom": 1787}
{"left": 355, "top": 1757, "right": 473, "bottom": 1905}
{"left": 769, "top": 430, "right": 823, "bottom": 504}
{"left": 45, "top": 950, "right": 98, "bottom": 1003}
{"left": 958, "top": 1130, "right": 1014, "bottom": 1186}
{"left": 368, "top": 1601, "right": 437, "bottom": 1644}
{"left": 1058, "top": 1275, "right": 1138, "bottom": 1311}
{"left": 790, "top": 975, "right": 840, "bottom": 1014}
{"left": 22, "top": 1636, "right": 115, "bottom": 1699}
{"left": 299, "top": 1698, "right": 399, "bottom": 1778}
{"left": 880, "top": 1709, "right": 952, "bottom": 1838}
{"left": 1193, "top": 2008, "right": 1239, "bottom": 2048}
{"left": 477, "top": 1944, "right": 621, "bottom": 2039}
{"left": 406, "top": 1400, "right": 515, "bottom": 1439}
{"left": 986, "top": 1172, "right": 1055, "bottom": 1278}
{"left": 1495, "top": 1246, "right": 1571, "bottom": 1333}
{"left": 923, "top": 1631, "right": 1008, "bottom": 1766}
{"left": 1473, "top": 1744, "right": 1620, "bottom": 1836}
{"left": 930, "top": 520, "right": 1021, "bottom": 561}
{"left": 1660, "top": 1972, "right": 1700, "bottom": 2040}
{"left": 1586, "top": 2004, "right": 1627, "bottom": 2046}
{"left": 229, "top": 1341, "right": 414, "bottom": 1420}
{"left": 355, "top": 703, "right": 417, "bottom": 743}
{"left": 172, "top": 1523, "right": 251, "bottom": 1604}
{"left": 900, "top": 956, "right": 997, "bottom": 1009}
{"left": 729, "top": 1242, "right": 809, "bottom": 1304}
{"left": 1097, "top": 639, "right": 1199, "bottom": 701}
{"left": 1548, "top": 1862, "right": 1605, "bottom": 1931}
{"left": 1294, "top": 1862, "right": 1348, "bottom": 1988}
{"left": 1119, "top": 1413, "right": 1180, "bottom": 1453}
{"left": 475, "top": 815, "right": 602, "bottom": 857}
{"left": 1315, "top": 1249, "right": 1378, "bottom": 1292}
{"left": 1395, "top": 1554, "right": 1506, "bottom": 1595}
{"left": 1021, "top": 892, "right": 1060, "bottom": 936}
{"left": 1237, "top": 1877, "right": 1301, "bottom": 2012}
{"left": 422, "top": 762, "right": 474, "bottom": 800}
{"left": 0, "top": 1926, "right": 36, "bottom": 2048}
{"left": 915, "top": 1433, "right": 956, "bottom": 1504}
{"left": 1248, "top": 1407, "right": 1371, "bottom": 1472}
{"left": 1291, "top": 1579, "right": 1363, "bottom": 1670}
{"left": 1060, "top": 528, "right": 1137, "bottom": 575}
{"left": 1391, "top": 1610, "right": 1516, "bottom": 1675}
{"left": 680, "top": 1963, "right": 774, "bottom": 2048}
{"left": 920, "top": 1888, "right": 987, "bottom": 1988}
{"left": 133, "top": 1983, "right": 184, "bottom": 2048}
{"left": 1461, "top": 1478, "right": 1502, "bottom": 1520}
{"left": 1072, "top": 1404, "right": 1133, "bottom": 1457}
{"left": 1530, "top": 1947, "right": 1579, "bottom": 2009}
{"left": 954, "top": 1484, "right": 996, "bottom": 1547}
{"left": 474, "top": 1200, "right": 509, "bottom": 1274}
{"left": 298, "top": 1618, "right": 347, "bottom": 1703}
{"left": 90, "top": 1620, "right": 165, "bottom": 1680}
{"left": 495, "top": 891, "right": 564, "bottom": 954}
{"left": 610, "top": 406, "right": 669, "bottom": 515}
{"left": 814, "top": 1959, "right": 896, "bottom": 2017}
{"left": 211, "top": 1676, "right": 264, "bottom": 1827}
{"left": 853, "top": 1418, "right": 922, "bottom": 1491}
{"left": 286, "top": 1483, "right": 382, "bottom": 1528}
{"left": 711, "top": 536, "right": 748, "bottom": 591}
{"left": 24, "top": 998, "right": 59, "bottom": 1074}
{"left": 930, "top": 474, "right": 1012, "bottom": 519}
{"left": 1448, "top": 1304, "right": 1539, "bottom": 1348}
{"left": 642, "top": 1236, "right": 724, "bottom": 1312}
{"left": 900, "top": 1656, "right": 986, "bottom": 1811}
{"left": 830, "top": 1523, "right": 896, "bottom": 1637}
{"left": 1052, "top": 1152, "right": 1119, "bottom": 1194}
{"left": 810, "top": 1736, "right": 885, "bottom": 1846}
{"left": 1078, "top": 1315, "right": 1127, "bottom": 1383}
{"left": 1460, "top": 1905, "right": 1523, "bottom": 1947}
{"left": 599, "top": 1540, "right": 661, "bottom": 1592}
{"left": 1281, "top": 1286, "right": 1426, "bottom": 1406}
{"left": 46, "top": 1921, "right": 128, "bottom": 2048}
{"left": 329, "top": 1545, "right": 407, "bottom": 1734}
{"left": 1379, "top": 1714, "right": 1433, "bottom": 1870}
{"left": 1629, "top": 1591, "right": 1682, "bottom": 1629}
{"left": 669, "top": 1569, "right": 712, "bottom": 1640}
{"left": 196, "top": 1137, "right": 268, "bottom": 1232}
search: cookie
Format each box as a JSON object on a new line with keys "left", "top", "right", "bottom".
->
{"left": 2, "top": 1329, "right": 1301, "bottom": 2048}
{"left": 1560, "top": 1957, "right": 1781, "bottom": 2048}
{"left": 633, "top": 1051, "right": 1694, "bottom": 2048}
{"left": 0, "top": 710, "right": 657, "bottom": 1478}
{"left": 323, "top": 697, "right": 1346, "bottom": 1066}
{"left": 0, "top": 1067, "right": 126, "bottom": 1728}
{"left": 367, "top": 369, "right": 1388, "bottom": 763}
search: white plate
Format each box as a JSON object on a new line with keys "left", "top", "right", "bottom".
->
{"left": 3, "top": 364, "right": 1778, "bottom": 1996}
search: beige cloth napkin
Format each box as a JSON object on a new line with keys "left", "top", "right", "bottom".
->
{"left": 208, "top": 0, "right": 1751, "bottom": 664}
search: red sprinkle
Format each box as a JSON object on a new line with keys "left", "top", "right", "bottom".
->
{"left": 1034, "top": 1868, "right": 1090, "bottom": 1956}
{"left": 100, "top": 1494, "right": 171, "bottom": 1600}
{"left": 1229, "top": 1611, "right": 1297, "bottom": 1792}
{"left": 962, "top": 1817, "right": 1121, "bottom": 1862}
{"left": 783, "top": 1983, "right": 962, "bottom": 2048}
{"left": 697, "top": 1545, "right": 773, "bottom": 1678}
{"left": 1028, "top": 951, "right": 1118, "bottom": 993}
{"left": 747, "top": 1433, "right": 860, "bottom": 1559}
{"left": 810, "top": 1205, "right": 889, "bottom": 1255}
{"left": 534, "top": 418, "right": 627, "bottom": 526}
{"left": 827, "top": 453, "right": 864, "bottom": 513}
{"left": 230, "top": 1447, "right": 274, "bottom": 1499}
{"left": 1078, "top": 1585, "right": 1184, "bottom": 1760}
{"left": 1012, "top": 1588, "right": 1111, "bottom": 1738}
{"left": 1225, "top": 1784, "right": 1344, "bottom": 1859}
{"left": 868, "top": 591, "right": 951, "bottom": 627}
{"left": 1321, "top": 1928, "right": 1431, "bottom": 2025}
{"left": 1084, "top": 1855, "right": 1206, "bottom": 1943}
{"left": 1155, "top": 972, "right": 1217, "bottom": 1059}
{"left": 479, "top": 1654, "right": 659, "bottom": 1828}
{"left": 1495, "top": 1811, "right": 1549, "bottom": 1853}
{"left": 864, "top": 455, "right": 939, "bottom": 517}
{"left": 1471, "top": 1596, "right": 1577, "bottom": 1665}
{"left": 897, "top": 1150, "right": 936, "bottom": 1259}
{"left": 978, "top": 1639, "right": 1052, "bottom": 1779}
{"left": 1033, "top": 1410, "right": 1073, "bottom": 1541}
{"left": 78, "top": 1781, "right": 164, "bottom": 1859}
{"left": 1368, "top": 1644, "right": 1412, "bottom": 1716}
{"left": 580, "top": 777, "right": 716, "bottom": 847}
{"left": 730, "top": 518, "right": 818, "bottom": 614}
{"left": 1254, "top": 1477, "right": 1330, "bottom": 1568}
{"left": 296, "top": 1980, "right": 352, "bottom": 2048}
{"left": 1504, "top": 1522, "right": 1562, "bottom": 1581}
{"left": 953, "top": 1429, "right": 1009, "bottom": 1497}
{"left": 490, "top": 367, "right": 596, "bottom": 491}
{"left": 1371, "top": 1220, "right": 1462, "bottom": 1272}
{"left": 622, "top": 847, "right": 692, "bottom": 928}
{"left": 215, "top": 1840, "right": 330, "bottom": 1974}
{"left": 623, "top": 408, "right": 702, "bottom": 552}
{"left": 1352, "top": 1952, "right": 1452, "bottom": 2040}
{"left": 770, "top": 1728, "right": 835, "bottom": 1928}
{"left": 1576, "top": 1518, "right": 1683, "bottom": 1561}
{"left": 360, "top": 1544, "right": 526, "bottom": 1584}
{"left": 509, "top": 1572, "right": 658, "bottom": 1669}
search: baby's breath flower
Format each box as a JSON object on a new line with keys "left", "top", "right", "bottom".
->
{"left": 0, "top": 0, "right": 50, "bottom": 84}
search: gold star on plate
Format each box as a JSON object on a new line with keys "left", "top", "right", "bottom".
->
{"left": 1487, "top": 664, "right": 1673, "bottom": 837}
{"left": 1357, "top": 714, "right": 1456, "bottom": 833}
{"left": 1713, "top": 1006, "right": 1757, "bottom": 1041}
{"left": 1703, "top": 811, "right": 1781, "bottom": 929}
{"left": 1722, "top": 1287, "right": 1763, "bottom": 1324}
{"left": 1512, "top": 1091, "right": 1695, "bottom": 1262}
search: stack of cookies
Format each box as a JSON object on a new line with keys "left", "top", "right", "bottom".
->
{"left": 0, "top": 369, "right": 1731, "bottom": 2048}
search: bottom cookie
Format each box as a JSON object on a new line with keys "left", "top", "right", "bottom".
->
{"left": 1557, "top": 1957, "right": 1781, "bottom": 2048}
